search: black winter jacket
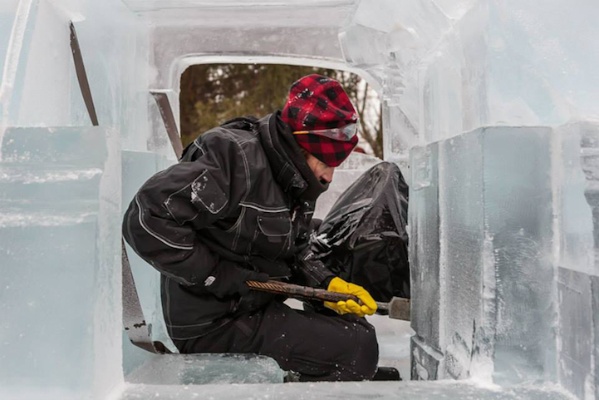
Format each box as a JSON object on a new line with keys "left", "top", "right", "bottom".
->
{"left": 123, "top": 113, "right": 335, "bottom": 339}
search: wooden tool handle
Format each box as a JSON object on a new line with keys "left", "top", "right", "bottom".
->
{"left": 247, "top": 280, "right": 360, "bottom": 303}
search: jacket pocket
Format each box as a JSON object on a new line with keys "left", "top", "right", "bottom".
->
{"left": 164, "top": 169, "right": 228, "bottom": 225}
{"left": 251, "top": 215, "right": 291, "bottom": 260}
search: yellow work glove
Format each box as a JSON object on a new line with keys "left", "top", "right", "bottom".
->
{"left": 325, "top": 277, "right": 377, "bottom": 317}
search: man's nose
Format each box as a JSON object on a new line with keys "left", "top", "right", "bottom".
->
{"left": 322, "top": 167, "right": 335, "bottom": 183}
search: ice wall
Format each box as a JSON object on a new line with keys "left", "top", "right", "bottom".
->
{"left": 0, "top": 1, "right": 151, "bottom": 398}
{"left": 409, "top": 122, "right": 599, "bottom": 398}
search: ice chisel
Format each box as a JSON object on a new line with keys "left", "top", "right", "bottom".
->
{"left": 246, "top": 280, "right": 410, "bottom": 321}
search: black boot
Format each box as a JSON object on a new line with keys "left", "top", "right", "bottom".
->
{"left": 372, "top": 366, "right": 401, "bottom": 381}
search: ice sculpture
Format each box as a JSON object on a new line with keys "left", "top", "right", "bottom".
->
{"left": 0, "top": 0, "right": 597, "bottom": 399}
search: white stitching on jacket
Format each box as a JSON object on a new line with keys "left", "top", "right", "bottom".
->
{"left": 240, "top": 202, "right": 289, "bottom": 213}
{"left": 225, "top": 132, "right": 252, "bottom": 249}
{"left": 136, "top": 195, "right": 194, "bottom": 250}
{"left": 230, "top": 206, "right": 245, "bottom": 250}
{"left": 192, "top": 140, "right": 206, "bottom": 155}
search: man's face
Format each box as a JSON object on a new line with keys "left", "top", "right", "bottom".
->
{"left": 305, "top": 152, "right": 335, "bottom": 185}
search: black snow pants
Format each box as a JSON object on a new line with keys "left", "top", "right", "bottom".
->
{"left": 173, "top": 300, "right": 379, "bottom": 381}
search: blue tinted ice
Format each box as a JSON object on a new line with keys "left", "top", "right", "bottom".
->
{"left": 410, "top": 125, "right": 598, "bottom": 397}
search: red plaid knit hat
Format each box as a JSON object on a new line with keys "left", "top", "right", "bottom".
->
{"left": 281, "top": 74, "right": 359, "bottom": 167}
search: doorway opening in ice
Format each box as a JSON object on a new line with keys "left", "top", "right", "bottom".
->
{"left": 178, "top": 63, "right": 383, "bottom": 159}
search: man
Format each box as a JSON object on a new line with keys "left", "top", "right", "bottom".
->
{"left": 123, "top": 74, "right": 379, "bottom": 381}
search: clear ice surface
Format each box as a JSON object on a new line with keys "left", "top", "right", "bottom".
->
{"left": 126, "top": 354, "right": 284, "bottom": 385}
{"left": 1, "top": 0, "right": 598, "bottom": 399}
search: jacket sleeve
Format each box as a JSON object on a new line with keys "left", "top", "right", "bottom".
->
{"left": 122, "top": 132, "right": 249, "bottom": 286}
{"left": 293, "top": 247, "right": 336, "bottom": 288}
{"left": 291, "top": 216, "right": 335, "bottom": 288}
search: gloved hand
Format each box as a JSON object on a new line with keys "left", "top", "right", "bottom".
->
{"left": 203, "top": 260, "right": 269, "bottom": 299}
{"left": 325, "top": 277, "right": 377, "bottom": 317}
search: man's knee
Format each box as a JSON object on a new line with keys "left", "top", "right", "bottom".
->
{"left": 354, "top": 320, "right": 379, "bottom": 379}
{"left": 339, "top": 318, "right": 379, "bottom": 381}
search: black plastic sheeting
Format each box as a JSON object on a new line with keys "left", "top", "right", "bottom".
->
{"left": 312, "top": 162, "right": 410, "bottom": 302}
